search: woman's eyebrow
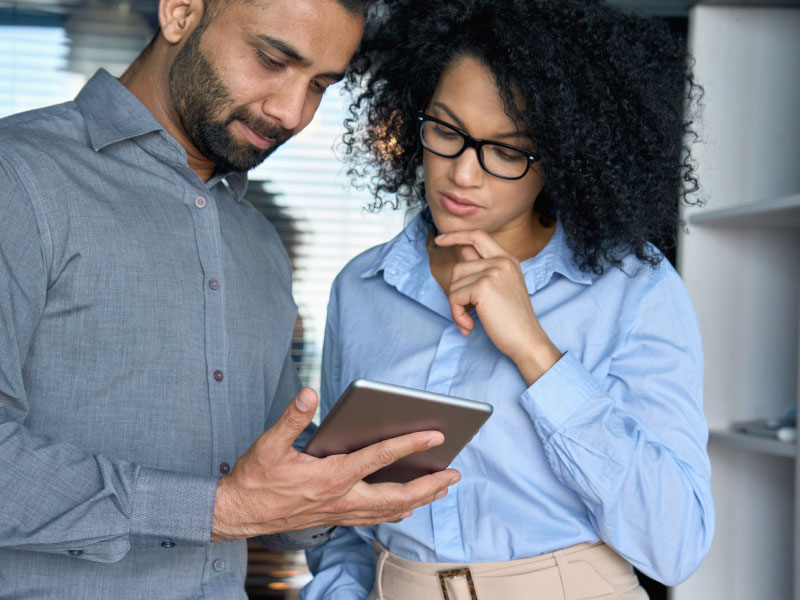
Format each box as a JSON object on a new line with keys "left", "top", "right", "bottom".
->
{"left": 431, "top": 101, "right": 525, "bottom": 141}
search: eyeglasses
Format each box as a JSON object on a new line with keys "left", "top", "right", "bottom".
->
{"left": 416, "top": 112, "right": 539, "bottom": 180}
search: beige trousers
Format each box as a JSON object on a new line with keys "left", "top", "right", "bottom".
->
{"left": 366, "top": 541, "right": 649, "bottom": 600}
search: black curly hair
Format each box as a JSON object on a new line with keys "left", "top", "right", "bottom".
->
{"left": 342, "top": 0, "right": 701, "bottom": 273}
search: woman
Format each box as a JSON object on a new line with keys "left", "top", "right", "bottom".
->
{"left": 303, "top": 1, "right": 713, "bottom": 598}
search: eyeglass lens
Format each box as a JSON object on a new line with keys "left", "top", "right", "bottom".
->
{"left": 419, "top": 120, "right": 530, "bottom": 179}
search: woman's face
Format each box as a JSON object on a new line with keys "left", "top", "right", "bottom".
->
{"left": 423, "top": 55, "right": 544, "bottom": 245}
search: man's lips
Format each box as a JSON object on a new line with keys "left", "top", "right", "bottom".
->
{"left": 439, "top": 192, "right": 481, "bottom": 216}
{"left": 236, "top": 120, "right": 275, "bottom": 150}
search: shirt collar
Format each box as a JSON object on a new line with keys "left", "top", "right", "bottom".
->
{"left": 360, "top": 212, "right": 593, "bottom": 292}
{"left": 75, "top": 69, "right": 166, "bottom": 152}
{"left": 75, "top": 69, "right": 249, "bottom": 201}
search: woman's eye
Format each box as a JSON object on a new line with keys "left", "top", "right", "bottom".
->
{"left": 490, "top": 147, "right": 526, "bottom": 162}
{"left": 433, "top": 125, "right": 459, "bottom": 139}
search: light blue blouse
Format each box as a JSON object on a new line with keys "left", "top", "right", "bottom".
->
{"left": 303, "top": 214, "right": 714, "bottom": 599}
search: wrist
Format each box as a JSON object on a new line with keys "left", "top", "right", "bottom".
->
{"left": 512, "top": 339, "right": 562, "bottom": 386}
{"left": 211, "top": 476, "right": 246, "bottom": 542}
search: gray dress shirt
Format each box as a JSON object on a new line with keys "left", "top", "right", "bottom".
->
{"left": 0, "top": 69, "right": 327, "bottom": 599}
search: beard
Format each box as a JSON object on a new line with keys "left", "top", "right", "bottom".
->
{"left": 168, "top": 25, "right": 292, "bottom": 172}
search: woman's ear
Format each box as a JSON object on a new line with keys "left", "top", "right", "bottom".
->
{"left": 159, "top": 0, "right": 205, "bottom": 45}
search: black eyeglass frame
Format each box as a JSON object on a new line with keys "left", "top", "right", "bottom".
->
{"left": 416, "top": 112, "right": 540, "bottom": 181}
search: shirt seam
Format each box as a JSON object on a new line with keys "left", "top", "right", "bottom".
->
{"left": 0, "top": 154, "right": 54, "bottom": 284}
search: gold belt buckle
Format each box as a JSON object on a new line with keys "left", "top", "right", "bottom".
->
{"left": 437, "top": 567, "right": 478, "bottom": 600}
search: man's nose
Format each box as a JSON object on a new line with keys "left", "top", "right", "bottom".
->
{"left": 261, "top": 80, "right": 307, "bottom": 132}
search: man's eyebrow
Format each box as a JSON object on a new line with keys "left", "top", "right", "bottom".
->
{"left": 255, "top": 34, "right": 345, "bottom": 82}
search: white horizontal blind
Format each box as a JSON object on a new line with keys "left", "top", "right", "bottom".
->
{"left": 0, "top": 24, "right": 86, "bottom": 116}
{"left": 0, "top": 19, "right": 407, "bottom": 396}
{"left": 247, "top": 88, "right": 407, "bottom": 390}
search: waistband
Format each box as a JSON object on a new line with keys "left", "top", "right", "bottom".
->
{"left": 370, "top": 541, "right": 643, "bottom": 600}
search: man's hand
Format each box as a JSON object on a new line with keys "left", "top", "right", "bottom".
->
{"left": 211, "top": 388, "right": 460, "bottom": 541}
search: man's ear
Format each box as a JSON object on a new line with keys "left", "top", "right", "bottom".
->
{"left": 159, "top": 0, "right": 205, "bottom": 45}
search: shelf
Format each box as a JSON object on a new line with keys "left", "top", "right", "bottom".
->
{"left": 688, "top": 193, "right": 800, "bottom": 227}
{"left": 710, "top": 429, "right": 797, "bottom": 458}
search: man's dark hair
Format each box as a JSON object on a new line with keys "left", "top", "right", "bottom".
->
{"left": 342, "top": 0, "right": 703, "bottom": 274}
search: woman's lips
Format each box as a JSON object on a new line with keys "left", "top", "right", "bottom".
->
{"left": 439, "top": 192, "right": 481, "bottom": 216}
{"left": 236, "top": 120, "right": 274, "bottom": 150}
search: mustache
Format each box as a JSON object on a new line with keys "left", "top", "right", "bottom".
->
{"left": 227, "top": 107, "right": 291, "bottom": 145}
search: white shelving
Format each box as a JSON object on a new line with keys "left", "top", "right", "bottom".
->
{"left": 708, "top": 430, "right": 796, "bottom": 459}
{"left": 673, "top": 5, "right": 800, "bottom": 600}
{"left": 688, "top": 193, "right": 800, "bottom": 227}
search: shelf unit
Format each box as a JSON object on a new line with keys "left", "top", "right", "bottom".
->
{"left": 708, "top": 430, "right": 796, "bottom": 459}
{"left": 673, "top": 6, "right": 800, "bottom": 600}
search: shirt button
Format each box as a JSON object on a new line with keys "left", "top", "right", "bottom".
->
{"left": 213, "top": 370, "right": 224, "bottom": 382}
{"left": 219, "top": 462, "right": 231, "bottom": 475}
{"left": 212, "top": 559, "right": 225, "bottom": 571}
{"left": 208, "top": 278, "right": 220, "bottom": 291}
{"left": 161, "top": 540, "right": 175, "bottom": 548}
{"left": 68, "top": 549, "right": 83, "bottom": 556}
{"left": 194, "top": 196, "right": 207, "bottom": 209}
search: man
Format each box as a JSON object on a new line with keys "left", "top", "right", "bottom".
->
{"left": 0, "top": 0, "right": 459, "bottom": 597}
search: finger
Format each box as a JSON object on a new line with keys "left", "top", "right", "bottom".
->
{"left": 451, "top": 257, "right": 508, "bottom": 282}
{"left": 266, "top": 387, "right": 318, "bottom": 449}
{"left": 383, "top": 469, "right": 461, "bottom": 512}
{"left": 460, "top": 244, "right": 481, "bottom": 262}
{"left": 434, "top": 230, "right": 510, "bottom": 259}
{"left": 345, "top": 430, "right": 445, "bottom": 481}
{"left": 449, "top": 297, "right": 474, "bottom": 336}
{"left": 445, "top": 279, "right": 481, "bottom": 335}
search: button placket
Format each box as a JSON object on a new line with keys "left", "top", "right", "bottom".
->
{"left": 189, "top": 184, "right": 235, "bottom": 490}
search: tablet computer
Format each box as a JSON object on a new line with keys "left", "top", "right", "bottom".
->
{"left": 303, "top": 379, "right": 493, "bottom": 483}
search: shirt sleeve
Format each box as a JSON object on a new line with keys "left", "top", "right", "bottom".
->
{"left": 520, "top": 272, "right": 714, "bottom": 586}
{"left": 0, "top": 157, "right": 219, "bottom": 563}
{"left": 301, "top": 281, "right": 376, "bottom": 599}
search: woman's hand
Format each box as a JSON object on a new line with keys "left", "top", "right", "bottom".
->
{"left": 434, "top": 230, "right": 562, "bottom": 385}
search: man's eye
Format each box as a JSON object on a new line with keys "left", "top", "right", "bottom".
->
{"left": 255, "top": 49, "right": 283, "bottom": 70}
{"left": 311, "top": 80, "right": 329, "bottom": 95}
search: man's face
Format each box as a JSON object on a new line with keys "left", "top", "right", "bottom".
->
{"left": 168, "top": 0, "right": 364, "bottom": 172}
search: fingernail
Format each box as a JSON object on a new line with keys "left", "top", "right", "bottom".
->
{"left": 434, "top": 489, "right": 447, "bottom": 500}
{"left": 295, "top": 390, "right": 312, "bottom": 412}
{"left": 427, "top": 433, "right": 444, "bottom": 448}
{"left": 402, "top": 511, "right": 413, "bottom": 518}
{"left": 449, "top": 474, "right": 461, "bottom": 485}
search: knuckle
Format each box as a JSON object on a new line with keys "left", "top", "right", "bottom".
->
{"left": 375, "top": 445, "right": 397, "bottom": 468}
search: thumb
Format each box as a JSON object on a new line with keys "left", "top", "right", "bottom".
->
{"left": 269, "top": 387, "right": 318, "bottom": 449}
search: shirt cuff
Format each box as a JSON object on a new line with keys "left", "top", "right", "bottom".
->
{"left": 129, "top": 467, "right": 219, "bottom": 551}
{"left": 520, "top": 351, "right": 605, "bottom": 437}
{"left": 255, "top": 526, "right": 337, "bottom": 551}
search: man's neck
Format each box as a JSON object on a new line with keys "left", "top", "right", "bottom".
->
{"left": 119, "top": 50, "right": 217, "bottom": 183}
